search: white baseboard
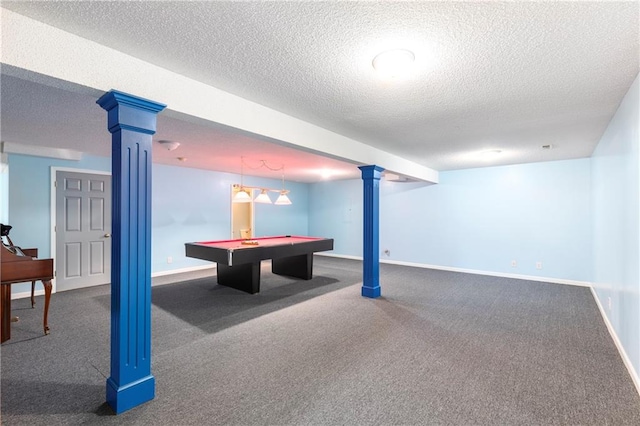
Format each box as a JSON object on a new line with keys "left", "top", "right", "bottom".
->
{"left": 11, "top": 256, "right": 589, "bottom": 299}
{"left": 10, "top": 265, "right": 217, "bottom": 300}
{"left": 12, "top": 289, "right": 45, "bottom": 300}
{"left": 317, "top": 252, "right": 363, "bottom": 261}
{"left": 316, "top": 253, "right": 591, "bottom": 287}
{"left": 590, "top": 287, "right": 640, "bottom": 397}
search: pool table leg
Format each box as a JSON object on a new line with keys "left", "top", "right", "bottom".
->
{"left": 217, "top": 262, "right": 261, "bottom": 294}
{"left": 272, "top": 254, "right": 313, "bottom": 280}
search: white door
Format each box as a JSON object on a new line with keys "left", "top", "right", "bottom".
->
{"left": 56, "top": 171, "right": 112, "bottom": 291}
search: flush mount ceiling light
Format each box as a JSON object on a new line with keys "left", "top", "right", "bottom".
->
{"left": 480, "top": 149, "right": 503, "bottom": 160}
{"left": 372, "top": 49, "right": 415, "bottom": 79}
{"left": 158, "top": 140, "right": 180, "bottom": 151}
{"left": 320, "top": 169, "right": 333, "bottom": 179}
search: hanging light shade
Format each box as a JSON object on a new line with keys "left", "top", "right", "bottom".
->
{"left": 274, "top": 167, "right": 292, "bottom": 205}
{"left": 254, "top": 189, "right": 273, "bottom": 204}
{"left": 233, "top": 188, "right": 252, "bottom": 203}
{"left": 232, "top": 157, "right": 252, "bottom": 203}
{"left": 274, "top": 191, "right": 292, "bottom": 205}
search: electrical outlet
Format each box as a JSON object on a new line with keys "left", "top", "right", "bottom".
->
{"left": 511, "top": 260, "right": 517, "bottom": 267}
{"left": 167, "top": 256, "right": 173, "bottom": 264}
{"left": 536, "top": 261, "right": 542, "bottom": 270}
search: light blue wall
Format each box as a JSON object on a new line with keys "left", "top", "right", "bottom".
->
{"left": 7, "top": 153, "right": 309, "bottom": 283}
{"left": 152, "top": 164, "right": 231, "bottom": 273}
{"left": 310, "top": 158, "right": 592, "bottom": 282}
{"left": 152, "top": 165, "right": 309, "bottom": 273}
{"left": 251, "top": 177, "right": 309, "bottom": 238}
{"left": 0, "top": 156, "right": 9, "bottom": 223}
{"left": 591, "top": 73, "right": 640, "bottom": 377}
{"left": 385, "top": 160, "right": 591, "bottom": 280}
{"left": 309, "top": 178, "right": 363, "bottom": 255}
{"left": 7, "top": 154, "right": 111, "bottom": 294}
{"left": 7, "top": 154, "right": 111, "bottom": 258}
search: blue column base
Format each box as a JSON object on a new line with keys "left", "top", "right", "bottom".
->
{"left": 361, "top": 285, "right": 381, "bottom": 298}
{"left": 106, "top": 375, "right": 155, "bottom": 414}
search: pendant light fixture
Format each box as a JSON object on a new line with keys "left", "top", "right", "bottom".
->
{"left": 232, "top": 158, "right": 292, "bottom": 205}
{"left": 275, "top": 191, "right": 292, "bottom": 205}
{"left": 233, "top": 157, "right": 252, "bottom": 203}
{"left": 275, "top": 167, "right": 292, "bottom": 205}
{"left": 254, "top": 189, "right": 273, "bottom": 204}
{"left": 233, "top": 188, "right": 252, "bottom": 203}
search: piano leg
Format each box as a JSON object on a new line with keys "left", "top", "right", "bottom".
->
{"left": 1, "top": 285, "right": 10, "bottom": 343}
{"left": 31, "top": 281, "right": 36, "bottom": 308}
{"left": 42, "top": 279, "right": 52, "bottom": 335}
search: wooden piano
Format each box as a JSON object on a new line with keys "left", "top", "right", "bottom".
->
{"left": 1, "top": 244, "right": 53, "bottom": 343}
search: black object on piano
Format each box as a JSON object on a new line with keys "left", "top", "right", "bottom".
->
{"left": 0, "top": 223, "right": 26, "bottom": 256}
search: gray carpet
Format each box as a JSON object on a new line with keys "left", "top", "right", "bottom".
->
{"left": 1, "top": 257, "right": 639, "bottom": 425}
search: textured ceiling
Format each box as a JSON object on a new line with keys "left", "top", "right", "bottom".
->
{"left": 1, "top": 74, "right": 360, "bottom": 182}
{"left": 1, "top": 1, "right": 639, "bottom": 176}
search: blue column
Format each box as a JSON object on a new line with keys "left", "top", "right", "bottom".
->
{"left": 359, "top": 165, "right": 384, "bottom": 298}
{"left": 97, "top": 90, "right": 166, "bottom": 414}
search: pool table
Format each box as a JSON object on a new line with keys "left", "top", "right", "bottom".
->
{"left": 185, "top": 235, "right": 334, "bottom": 294}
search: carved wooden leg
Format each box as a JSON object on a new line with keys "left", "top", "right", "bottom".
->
{"left": 31, "top": 281, "right": 36, "bottom": 308}
{"left": 42, "top": 279, "right": 52, "bottom": 335}
{"left": 1, "top": 285, "right": 11, "bottom": 343}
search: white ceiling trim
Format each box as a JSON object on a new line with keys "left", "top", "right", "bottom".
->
{"left": 1, "top": 9, "right": 438, "bottom": 184}
{"left": 1, "top": 141, "right": 83, "bottom": 161}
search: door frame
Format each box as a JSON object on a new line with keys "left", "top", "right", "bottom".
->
{"left": 49, "top": 167, "right": 111, "bottom": 294}
{"left": 230, "top": 184, "right": 255, "bottom": 239}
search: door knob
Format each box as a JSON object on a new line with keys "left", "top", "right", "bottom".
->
{"left": 104, "top": 233, "right": 111, "bottom": 238}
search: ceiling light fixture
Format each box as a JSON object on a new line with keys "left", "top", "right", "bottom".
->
{"left": 481, "top": 149, "right": 503, "bottom": 158}
{"left": 232, "top": 157, "right": 292, "bottom": 205}
{"left": 320, "top": 169, "right": 333, "bottom": 179}
{"left": 233, "top": 156, "right": 251, "bottom": 203}
{"left": 233, "top": 188, "right": 252, "bottom": 203}
{"left": 254, "top": 189, "right": 273, "bottom": 204}
{"left": 372, "top": 49, "right": 415, "bottom": 79}
{"left": 275, "top": 167, "right": 292, "bottom": 205}
{"left": 158, "top": 140, "right": 180, "bottom": 151}
{"left": 275, "top": 191, "right": 292, "bottom": 205}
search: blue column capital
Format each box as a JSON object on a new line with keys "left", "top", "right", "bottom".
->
{"left": 358, "top": 165, "right": 385, "bottom": 180}
{"left": 97, "top": 90, "right": 167, "bottom": 113}
{"left": 97, "top": 90, "right": 167, "bottom": 135}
